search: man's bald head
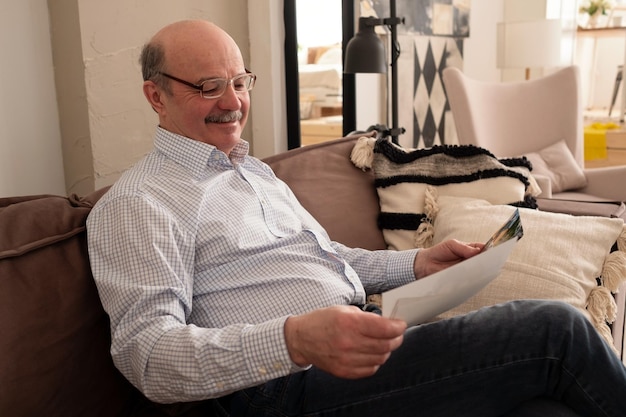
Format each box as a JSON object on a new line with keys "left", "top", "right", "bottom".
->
{"left": 140, "top": 20, "right": 243, "bottom": 92}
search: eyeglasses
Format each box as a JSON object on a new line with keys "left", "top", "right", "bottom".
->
{"left": 159, "top": 71, "right": 257, "bottom": 99}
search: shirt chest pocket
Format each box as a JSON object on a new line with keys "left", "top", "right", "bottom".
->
{"left": 257, "top": 193, "right": 303, "bottom": 237}
{"left": 196, "top": 191, "right": 302, "bottom": 252}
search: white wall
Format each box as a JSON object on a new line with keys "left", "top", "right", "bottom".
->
{"left": 0, "top": 0, "right": 65, "bottom": 197}
{"left": 464, "top": 0, "right": 505, "bottom": 82}
{"left": 247, "top": 0, "right": 289, "bottom": 158}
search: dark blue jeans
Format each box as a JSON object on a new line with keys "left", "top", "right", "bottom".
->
{"left": 230, "top": 300, "right": 626, "bottom": 417}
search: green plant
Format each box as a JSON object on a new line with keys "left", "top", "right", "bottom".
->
{"left": 579, "top": 0, "right": 613, "bottom": 16}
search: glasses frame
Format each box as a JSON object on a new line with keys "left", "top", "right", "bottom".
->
{"left": 158, "top": 70, "right": 256, "bottom": 99}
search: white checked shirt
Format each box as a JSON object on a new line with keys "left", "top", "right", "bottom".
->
{"left": 87, "top": 127, "right": 418, "bottom": 403}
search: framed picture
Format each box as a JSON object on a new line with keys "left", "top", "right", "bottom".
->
{"left": 367, "top": 0, "right": 471, "bottom": 148}
{"left": 370, "top": 0, "right": 470, "bottom": 38}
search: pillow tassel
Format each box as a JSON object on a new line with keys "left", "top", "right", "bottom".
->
{"left": 423, "top": 185, "right": 439, "bottom": 220}
{"left": 350, "top": 136, "right": 376, "bottom": 170}
{"left": 601, "top": 250, "right": 626, "bottom": 293}
{"left": 414, "top": 221, "right": 433, "bottom": 248}
{"left": 587, "top": 286, "right": 619, "bottom": 353}
{"left": 587, "top": 285, "right": 617, "bottom": 324}
{"left": 414, "top": 186, "right": 439, "bottom": 249}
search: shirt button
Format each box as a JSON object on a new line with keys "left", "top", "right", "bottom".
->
{"left": 216, "top": 382, "right": 225, "bottom": 390}
{"left": 273, "top": 362, "right": 283, "bottom": 371}
{"left": 258, "top": 366, "right": 268, "bottom": 375}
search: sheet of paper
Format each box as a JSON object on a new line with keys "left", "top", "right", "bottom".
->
{"left": 382, "top": 237, "right": 518, "bottom": 325}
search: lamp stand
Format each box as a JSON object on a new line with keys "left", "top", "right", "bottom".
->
{"left": 343, "top": 0, "right": 405, "bottom": 144}
{"left": 389, "top": 0, "right": 405, "bottom": 143}
{"left": 367, "top": 1, "right": 405, "bottom": 143}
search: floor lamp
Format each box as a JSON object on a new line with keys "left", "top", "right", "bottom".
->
{"left": 343, "top": 0, "right": 405, "bottom": 143}
{"left": 496, "top": 19, "right": 561, "bottom": 80}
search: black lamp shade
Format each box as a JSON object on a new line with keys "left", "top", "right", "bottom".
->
{"left": 344, "top": 17, "right": 387, "bottom": 74}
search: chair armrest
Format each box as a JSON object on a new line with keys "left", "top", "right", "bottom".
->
{"left": 580, "top": 166, "right": 626, "bottom": 201}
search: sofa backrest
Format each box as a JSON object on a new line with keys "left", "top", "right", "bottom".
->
{"left": 0, "top": 189, "right": 141, "bottom": 417}
{"left": 263, "top": 134, "right": 386, "bottom": 251}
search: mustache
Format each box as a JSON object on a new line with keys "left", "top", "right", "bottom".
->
{"left": 204, "top": 111, "right": 242, "bottom": 124}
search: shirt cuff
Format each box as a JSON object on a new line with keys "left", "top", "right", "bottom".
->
{"left": 385, "top": 248, "right": 419, "bottom": 288}
{"left": 241, "top": 316, "right": 309, "bottom": 382}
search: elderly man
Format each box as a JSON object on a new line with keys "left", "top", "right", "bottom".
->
{"left": 87, "top": 19, "right": 626, "bottom": 416}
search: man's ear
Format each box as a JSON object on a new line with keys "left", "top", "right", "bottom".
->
{"left": 143, "top": 80, "right": 165, "bottom": 113}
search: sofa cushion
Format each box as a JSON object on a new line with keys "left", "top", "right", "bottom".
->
{"left": 430, "top": 196, "right": 626, "bottom": 353}
{"left": 523, "top": 139, "right": 587, "bottom": 193}
{"left": 350, "top": 138, "right": 538, "bottom": 251}
{"left": 0, "top": 189, "right": 140, "bottom": 417}
{"left": 263, "top": 134, "right": 386, "bottom": 250}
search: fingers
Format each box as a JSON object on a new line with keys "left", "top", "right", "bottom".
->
{"left": 330, "top": 351, "right": 392, "bottom": 379}
{"left": 324, "top": 307, "right": 406, "bottom": 354}
{"left": 284, "top": 306, "right": 406, "bottom": 378}
{"left": 351, "top": 307, "right": 407, "bottom": 338}
{"left": 330, "top": 310, "right": 405, "bottom": 377}
{"left": 414, "top": 239, "right": 484, "bottom": 278}
{"left": 467, "top": 242, "right": 485, "bottom": 251}
{"left": 343, "top": 315, "right": 405, "bottom": 355}
{"left": 446, "top": 239, "right": 483, "bottom": 258}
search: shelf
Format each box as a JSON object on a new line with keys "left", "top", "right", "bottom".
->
{"left": 577, "top": 26, "right": 626, "bottom": 37}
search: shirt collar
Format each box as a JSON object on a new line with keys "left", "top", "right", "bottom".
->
{"left": 154, "top": 127, "right": 250, "bottom": 175}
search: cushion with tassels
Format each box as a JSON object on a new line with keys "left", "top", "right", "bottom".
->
{"left": 425, "top": 195, "right": 626, "bottom": 355}
{"left": 350, "top": 137, "right": 540, "bottom": 251}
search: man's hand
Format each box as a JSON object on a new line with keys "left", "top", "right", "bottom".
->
{"left": 413, "top": 239, "right": 483, "bottom": 279}
{"left": 284, "top": 306, "right": 406, "bottom": 379}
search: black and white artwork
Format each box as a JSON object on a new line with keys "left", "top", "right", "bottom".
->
{"left": 370, "top": 0, "right": 470, "bottom": 37}
{"left": 366, "top": 0, "right": 471, "bottom": 148}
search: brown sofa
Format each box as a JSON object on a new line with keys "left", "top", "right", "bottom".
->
{"left": 1, "top": 134, "right": 623, "bottom": 417}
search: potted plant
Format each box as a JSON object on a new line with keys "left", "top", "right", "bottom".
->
{"left": 579, "top": 0, "right": 614, "bottom": 27}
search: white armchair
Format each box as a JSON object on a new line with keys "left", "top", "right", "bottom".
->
{"left": 442, "top": 66, "right": 626, "bottom": 202}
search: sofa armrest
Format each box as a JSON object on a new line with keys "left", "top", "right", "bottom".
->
{"left": 581, "top": 166, "right": 626, "bottom": 201}
{"left": 0, "top": 192, "right": 140, "bottom": 416}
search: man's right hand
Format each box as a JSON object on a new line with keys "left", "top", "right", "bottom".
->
{"left": 283, "top": 305, "right": 406, "bottom": 379}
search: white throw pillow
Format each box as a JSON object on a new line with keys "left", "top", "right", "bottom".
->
{"left": 430, "top": 196, "right": 626, "bottom": 353}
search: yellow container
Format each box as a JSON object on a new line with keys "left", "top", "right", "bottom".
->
{"left": 584, "top": 128, "right": 607, "bottom": 160}
{"left": 584, "top": 122, "right": 619, "bottom": 161}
